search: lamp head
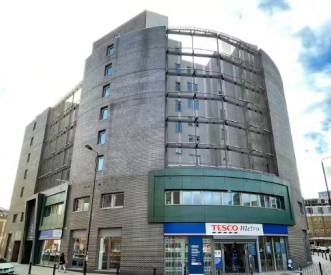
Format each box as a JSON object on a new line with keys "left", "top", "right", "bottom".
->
{"left": 85, "top": 145, "right": 93, "bottom": 151}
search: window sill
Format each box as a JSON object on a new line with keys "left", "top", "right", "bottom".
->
{"left": 72, "top": 210, "right": 89, "bottom": 213}
{"left": 101, "top": 207, "right": 124, "bottom": 210}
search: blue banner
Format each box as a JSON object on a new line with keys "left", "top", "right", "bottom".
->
{"left": 188, "top": 236, "right": 204, "bottom": 275}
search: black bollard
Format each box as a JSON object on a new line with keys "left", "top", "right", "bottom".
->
{"left": 319, "top": 262, "right": 323, "bottom": 275}
{"left": 299, "top": 265, "right": 302, "bottom": 275}
{"left": 28, "top": 262, "right": 32, "bottom": 274}
{"left": 184, "top": 266, "right": 186, "bottom": 275}
{"left": 117, "top": 266, "right": 120, "bottom": 275}
{"left": 322, "top": 252, "right": 324, "bottom": 258}
{"left": 250, "top": 266, "right": 253, "bottom": 275}
{"left": 53, "top": 264, "right": 56, "bottom": 275}
{"left": 154, "top": 267, "right": 156, "bottom": 275}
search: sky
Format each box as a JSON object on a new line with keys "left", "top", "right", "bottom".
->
{"left": 0, "top": 0, "right": 331, "bottom": 208}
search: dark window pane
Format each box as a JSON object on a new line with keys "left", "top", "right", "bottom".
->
{"left": 114, "top": 193, "right": 124, "bottom": 207}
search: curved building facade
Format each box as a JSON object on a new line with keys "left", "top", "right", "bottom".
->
{"left": 1, "top": 10, "right": 310, "bottom": 275}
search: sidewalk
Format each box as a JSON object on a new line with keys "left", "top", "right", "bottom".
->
{"left": 12, "top": 263, "right": 301, "bottom": 275}
{"left": 12, "top": 263, "right": 102, "bottom": 275}
{"left": 312, "top": 252, "right": 331, "bottom": 264}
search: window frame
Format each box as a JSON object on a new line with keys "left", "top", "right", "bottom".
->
{"left": 175, "top": 100, "right": 181, "bottom": 112}
{"left": 20, "top": 212, "right": 24, "bottom": 222}
{"left": 175, "top": 122, "right": 182, "bottom": 133}
{"left": 24, "top": 170, "right": 28, "bottom": 179}
{"left": 33, "top": 122, "right": 37, "bottom": 130}
{"left": 73, "top": 197, "right": 90, "bottom": 212}
{"left": 101, "top": 193, "right": 124, "bottom": 209}
{"left": 98, "top": 130, "right": 106, "bottom": 145}
{"left": 30, "top": 137, "right": 34, "bottom": 146}
{"left": 27, "top": 153, "right": 31, "bottom": 163}
{"left": 103, "top": 84, "right": 110, "bottom": 97}
{"left": 107, "top": 44, "right": 114, "bottom": 56}
{"left": 105, "top": 63, "right": 113, "bottom": 76}
{"left": 97, "top": 156, "right": 104, "bottom": 171}
{"left": 12, "top": 214, "right": 17, "bottom": 223}
{"left": 100, "top": 106, "right": 108, "bottom": 120}
{"left": 20, "top": 187, "right": 24, "bottom": 197}
{"left": 175, "top": 81, "right": 181, "bottom": 92}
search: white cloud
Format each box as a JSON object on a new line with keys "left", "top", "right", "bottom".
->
{"left": 0, "top": 0, "right": 330, "bottom": 208}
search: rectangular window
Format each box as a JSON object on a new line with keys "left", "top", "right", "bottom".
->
{"left": 107, "top": 44, "right": 114, "bottom": 56}
{"left": 298, "top": 202, "right": 304, "bottom": 214}
{"left": 212, "top": 192, "right": 222, "bottom": 205}
{"left": 250, "top": 194, "right": 259, "bottom": 206}
{"left": 318, "top": 206, "right": 323, "bottom": 214}
{"left": 183, "top": 191, "right": 192, "bottom": 205}
{"left": 187, "top": 82, "right": 192, "bottom": 91}
{"left": 188, "top": 99, "right": 193, "bottom": 109}
{"left": 175, "top": 123, "right": 182, "bottom": 133}
{"left": 203, "top": 191, "right": 212, "bottom": 205}
{"left": 97, "top": 156, "right": 104, "bottom": 171}
{"left": 175, "top": 82, "right": 181, "bottom": 92}
{"left": 194, "top": 84, "right": 198, "bottom": 93}
{"left": 74, "top": 197, "right": 90, "bottom": 212}
{"left": 173, "top": 191, "right": 180, "bottom": 204}
{"left": 20, "top": 187, "right": 24, "bottom": 197}
{"left": 175, "top": 148, "right": 182, "bottom": 154}
{"left": 175, "top": 100, "right": 181, "bottom": 112}
{"left": 24, "top": 170, "right": 28, "bottom": 179}
{"left": 165, "top": 192, "right": 171, "bottom": 205}
{"left": 33, "top": 122, "right": 37, "bottom": 130}
{"left": 103, "top": 84, "right": 110, "bottom": 97}
{"left": 12, "top": 214, "right": 17, "bottom": 223}
{"left": 192, "top": 191, "right": 201, "bottom": 205}
{"left": 176, "top": 63, "right": 180, "bottom": 73}
{"left": 27, "top": 153, "right": 31, "bottom": 163}
{"left": 20, "top": 212, "right": 24, "bottom": 222}
{"left": 223, "top": 193, "right": 232, "bottom": 205}
{"left": 270, "top": 197, "right": 277, "bottom": 209}
{"left": 105, "top": 63, "right": 112, "bottom": 75}
{"left": 100, "top": 107, "right": 108, "bottom": 120}
{"left": 232, "top": 193, "right": 241, "bottom": 205}
{"left": 242, "top": 193, "right": 250, "bottom": 206}
{"left": 102, "top": 193, "right": 124, "bottom": 208}
{"left": 98, "top": 130, "right": 106, "bottom": 145}
{"left": 30, "top": 137, "right": 34, "bottom": 146}
{"left": 195, "top": 101, "right": 199, "bottom": 110}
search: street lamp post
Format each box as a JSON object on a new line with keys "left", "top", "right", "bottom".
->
{"left": 83, "top": 145, "right": 99, "bottom": 275}
{"left": 322, "top": 157, "right": 331, "bottom": 209}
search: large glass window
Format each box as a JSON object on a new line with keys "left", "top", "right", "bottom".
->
{"left": 71, "top": 237, "right": 86, "bottom": 267}
{"left": 165, "top": 191, "right": 283, "bottom": 209}
{"left": 40, "top": 239, "right": 61, "bottom": 266}
{"left": 44, "top": 203, "right": 64, "bottom": 217}
{"left": 98, "top": 237, "right": 121, "bottom": 269}
{"left": 73, "top": 197, "right": 90, "bottom": 212}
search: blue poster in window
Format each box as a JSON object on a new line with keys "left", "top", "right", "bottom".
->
{"left": 275, "top": 242, "right": 281, "bottom": 253}
{"left": 249, "top": 244, "right": 256, "bottom": 256}
{"left": 266, "top": 243, "right": 272, "bottom": 254}
{"left": 215, "top": 257, "right": 222, "bottom": 268}
{"left": 188, "top": 236, "right": 204, "bottom": 275}
{"left": 232, "top": 251, "right": 238, "bottom": 265}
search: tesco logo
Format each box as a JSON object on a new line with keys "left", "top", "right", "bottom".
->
{"left": 211, "top": 224, "right": 239, "bottom": 234}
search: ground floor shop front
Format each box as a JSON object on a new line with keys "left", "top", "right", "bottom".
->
{"left": 164, "top": 223, "right": 289, "bottom": 274}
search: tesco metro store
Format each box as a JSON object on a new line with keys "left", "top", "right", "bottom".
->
{"left": 148, "top": 169, "right": 297, "bottom": 274}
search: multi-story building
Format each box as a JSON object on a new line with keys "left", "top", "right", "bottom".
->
{"left": 0, "top": 207, "right": 8, "bottom": 254}
{"left": 305, "top": 198, "right": 331, "bottom": 247}
{"left": 1, "top": 10, "right": 311, "bottom": 274}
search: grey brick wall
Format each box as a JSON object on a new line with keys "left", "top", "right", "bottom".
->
{"left": 260, "top": 49, "right": 312, "bottom": 267}
{"left": 64, "top": 26, "right": 167, "bottom": 272}
{"left": 1, "top": 109, "right": 49, "bottom": 259}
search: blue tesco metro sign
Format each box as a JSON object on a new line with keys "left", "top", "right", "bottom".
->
{"left": 188, "top": 236, "right": 204, "bottom": 275}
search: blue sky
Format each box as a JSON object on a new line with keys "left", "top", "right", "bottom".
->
{"left": 0, "top": 0, "right": 331, "bottom": 207}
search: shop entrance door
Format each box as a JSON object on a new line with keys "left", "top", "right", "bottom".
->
{"left": 214, "top": 242, "right": 258, "bottom": 274}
